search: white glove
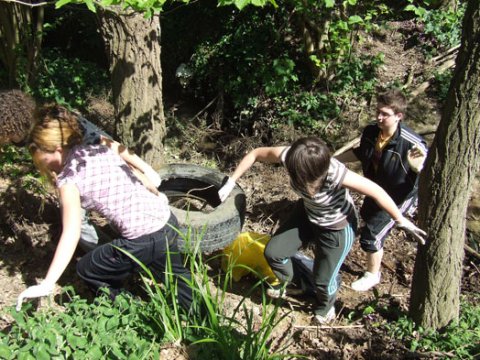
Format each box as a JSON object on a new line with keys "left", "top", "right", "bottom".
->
{"left": 218, "top": 177, "right": 236, "bottom": 202}
{"left": 16, "top": 282, "right": 55, "bottom": 311}
{"left": 143, "top": 167, "right": 161, "bottom": 188}
{"left": 395, "top": 217, "right": 427, "bottom": 245}
{"left": 407, "top": 144, "right": 427, "bottom": 173}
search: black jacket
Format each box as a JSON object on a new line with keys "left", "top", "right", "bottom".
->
{"left": 353, "top": 122, "right": 427, "bottom": 204}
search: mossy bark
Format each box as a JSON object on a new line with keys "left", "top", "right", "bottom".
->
{"left": 409, "top": 0, "right": 480, "bottom": 329}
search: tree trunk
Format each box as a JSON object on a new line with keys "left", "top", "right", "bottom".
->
{"left": 409, "top": 0, "right": 480, "bottom": 329}
{"left": 98, "top": 8, "right": 165, "bottom": 168}
{"left": 429, "top": 0, "right": 458, "bottom": 11}
{"left": 0, "top": 0, "right": 43, "bottom": 87}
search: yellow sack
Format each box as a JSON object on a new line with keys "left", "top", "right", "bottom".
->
{"left": 221, "top": 232, "right": 279, "bottom": 285}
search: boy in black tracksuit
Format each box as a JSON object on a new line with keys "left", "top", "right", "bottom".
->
{"left": 336, "top": 89, "right": 427, "bottom": 291}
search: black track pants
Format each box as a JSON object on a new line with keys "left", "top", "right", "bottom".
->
{"left": 77, "top": 214, "right": 193, "bottom": 310}
{"left": 264, "top": 201, "right": 357, "bottom": 316}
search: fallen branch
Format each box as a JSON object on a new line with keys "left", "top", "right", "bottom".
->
{"left": 410, "top": 58, "right": 456, "bottom": 98}
{"left": 470, "top": 260, "right": 480, "bottom": 275}
{"left": 429, "top": 45, "right": 460, "bottom": 64}
{"left": 294, "top": 324, "right": 364, "bottom": 330}
{"left": 333, "top": 137, "right": 360, "bottom": 156}
{"left": 187, "top": 96, "right": 218, "bottom": 123}
{"left": 465, "top": 244, "right": 480, "bottom": 260}
{"left": 333, "top": 125, "right": 438, "bottom": 157}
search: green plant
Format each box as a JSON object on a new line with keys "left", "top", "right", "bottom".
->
{"left": 0, "top": 290, "right": 162, "bottom": 359}
{"left": 22, "top": 48, "right": 109, "bottom": 110}
{"left": 2, "top": 223, "right": 299, "bottom": 359}
{"left": 432, "top": 69, "right": 453, "bottom": 101}
{"left": 176, "top": 227, "right": 294, "bottom": 359}
{"left": 0, "top": 146, "right": 31, "bottom": 173}
{"left": 385, "top": 296, "right": 480, "bottom": 359}
{"left": 422, "top": 6, "right": 464, "bottom": 50}
{"left": 405, "top": 2, "right": 466, "bottom": 57}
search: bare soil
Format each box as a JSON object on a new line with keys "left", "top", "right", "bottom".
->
{"left": 0, "top": 21, "right": 479, "bottom": 359}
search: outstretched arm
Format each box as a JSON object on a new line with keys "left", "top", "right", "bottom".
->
{"left": 230, "top": 146, "right": 286, "bottom": 181}
{"left": 17, "top": 184, "right": 82, "bottom": 310}
{"left": 342, "top": 170, "right": 401, "bottom": 219}
{"left": 218, "top": 146, "right": 286, "bottom": 202}
{"left": 342, "top": 169, "right": 426, "bottom": 244}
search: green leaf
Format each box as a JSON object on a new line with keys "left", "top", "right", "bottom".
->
{"left": 234, "top": 0, "right": 249, "bottom": 10}
{"left": 324, "top": 0, "right": 335, "bottom": 8}
{"left": 106, "top": 317, "right": 120, "bottom": 332}
{"left": 86, "top": 346, "right": 103, "bottom": 358}
{"left": 348, "top": 15, "right": 363, "bottom": 24}
{"left": 97, "top": 317, "right": 107, "bottom": 333}
{"left": 55, "top": 0, "right": 72, "bottom": 8}
{"left": 0, "top": 344, "right": 12, "bottom": 359}
{"left": 84, "top": 0, "right": 97, "bottom": 12}
{"left": 18, "top": 352, "right": 35, "bottom": 360}
{"left": 35, "top": 346, "right": 50, "bottom": 360}
{"left": 363, "top": 305, "right": 375, "bottom": 315}
{"left": 67, "top": 333, "right": 88, "bottom": 349}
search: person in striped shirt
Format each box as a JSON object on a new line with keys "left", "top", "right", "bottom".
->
{"left": 218, "top": 136, "right": 425, "bottom": 324}
{"left": 336, "top": 89, "right": 428, "bottom": 292}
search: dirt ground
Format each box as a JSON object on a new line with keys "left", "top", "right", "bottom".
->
{"left": 0, "top": 21, "right": 479, "bottom": 359}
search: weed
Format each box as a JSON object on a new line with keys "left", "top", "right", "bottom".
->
{"left": 23, "top": 48, "right": 109, "bottom": 110}
{"left": 385, "top": 296, "right": 480, "bottom": 359}
{"left": 1, "top": 226, "right": 296, "bottom": 359}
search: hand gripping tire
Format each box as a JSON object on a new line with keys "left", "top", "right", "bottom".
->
{"left": 158, "top": 164, "right": 246, "bottom": 253}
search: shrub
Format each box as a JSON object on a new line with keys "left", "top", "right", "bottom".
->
{"left": 22, "top": 48, "right": 110, "bottom": 110}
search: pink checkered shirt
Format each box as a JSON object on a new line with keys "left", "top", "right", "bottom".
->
{"left": 56, "top": 145, "right": 170, "bottom": 239}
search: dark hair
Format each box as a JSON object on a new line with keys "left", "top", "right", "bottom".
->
{"left": 284, "top": 137, "right": 331, "bottom": 196}
{"left": 376, "top": 89, "right": 407, "bottom": 115}
{"left": 0, "top": 89, "right": 36, "bottom": 146}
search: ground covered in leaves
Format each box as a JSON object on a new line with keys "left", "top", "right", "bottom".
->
{"left": 0, "top": 21, "right": 479, "bottom": 359}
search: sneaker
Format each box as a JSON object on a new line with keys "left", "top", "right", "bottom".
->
{"left": 314, "top": 307, "right": 336, "bottom": 325}
{"left": 266, "top": 287, "right": 284, "bottom": 299}
{"left": 266, "top": 286, "right": 304, "bottom": 299}
{"left": 351, "top": 271, "right": 381, "bottom": 292}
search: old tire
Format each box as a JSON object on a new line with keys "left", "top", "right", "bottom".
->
{"left": 158, "top": 163, "right": 246, "bottom": 253}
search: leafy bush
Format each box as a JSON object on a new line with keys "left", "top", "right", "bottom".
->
{"left": 0, "top": 291, "right": 162, "bottom": 359}
{"left": 237, "top": 53, "right": 383, "bottom": 134}
{"left": 422, "top": 5, "right": 464, "bottom": 51}
{"left": 22, "top": 48, "right": 110, "bottom": 110}
{"left": 386, "top": 296, "right": 480, "bottom": 359}
{"left": 431, "top": 69, "right": 453, "bottom": 101}
{"left": 405, "top": 2, "right": 466, "bottom": 57}
{"left": 187, "top": 8, "right": 301, "bottom": 109}
{"left": 171, "top": 1, "right": 385, "bottom": 136}
{"left": 2, "top": 229, "right": 293, "bottom": 359}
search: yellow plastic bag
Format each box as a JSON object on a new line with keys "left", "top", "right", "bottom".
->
{"left": 221, "top": 232, "right": 279, "bottom": 285}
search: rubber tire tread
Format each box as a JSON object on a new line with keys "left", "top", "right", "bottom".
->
{"left": 158, "top": 163, "right": 246, "bottom": 253}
